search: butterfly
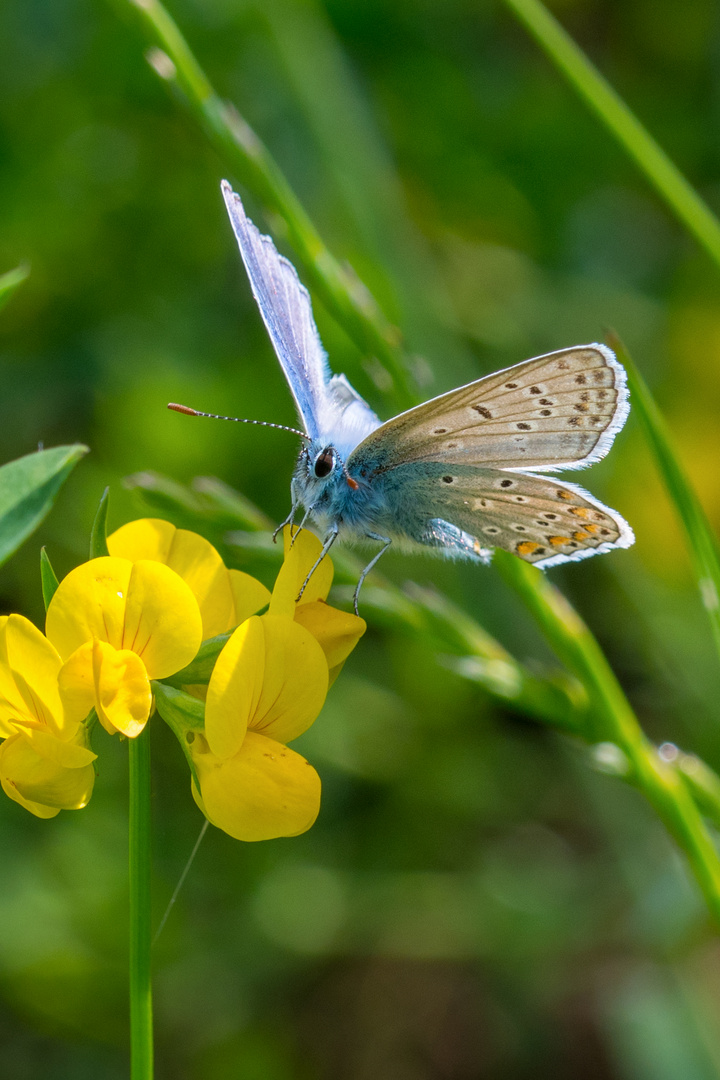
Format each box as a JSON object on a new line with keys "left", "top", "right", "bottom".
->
{"left": 173, "top": 181, "right": 634, "bottom": 614}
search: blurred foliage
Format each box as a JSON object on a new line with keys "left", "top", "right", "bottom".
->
{"left": 3, "top": 0, "right": 720, "bottom": 1077}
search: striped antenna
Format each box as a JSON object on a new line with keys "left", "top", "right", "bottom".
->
{"left": 168, "top": 403, "right": 311, "bottom": 442}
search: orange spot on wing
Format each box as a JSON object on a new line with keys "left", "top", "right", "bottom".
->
{"left": 573, "top": 531, "right": 589, "bottom": 542}
{"left": 584, "top": 523, "right": 599, "bottom": 534}
{"left": 570, "top": 507, "right": 591, "bottom": 519}
{"left": 517, "top": 541, "right": 541, "bottom": 557}
{"left": 549, "top": 536, "right": 572, "bottom": 546}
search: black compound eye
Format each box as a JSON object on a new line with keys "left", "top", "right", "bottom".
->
{"left": 314, "top": 449, "right": 335, "bottom": 478}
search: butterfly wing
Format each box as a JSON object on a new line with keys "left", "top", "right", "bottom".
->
{"left": 222, "top": 182, "right": 380, "bottom": 450}
{"left": 382, "top": 463, "right": 634, "bottom": 567}
{"left": 348, "top": 345, "right": 628, "bottom": 474}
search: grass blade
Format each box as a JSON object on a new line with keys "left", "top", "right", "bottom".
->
{"left": 501, "top": 0, "right": 720, "bottom": 270}
{"left": 609, "top": 333, "right": 720, "bottom": 664}
{"left": 112, "top": 0, "right": 413, "bottom": 407}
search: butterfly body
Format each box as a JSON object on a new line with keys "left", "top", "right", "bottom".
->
{"left": 221, "top": 182, "right": 634, "bottom": 605}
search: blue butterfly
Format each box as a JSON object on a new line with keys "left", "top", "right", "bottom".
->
{"left": 179, "top": 182, "right": 634, "bottom": 613}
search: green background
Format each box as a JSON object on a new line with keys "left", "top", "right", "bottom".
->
{"left": 2, "top": 0, "right": 720, "bottom": 1076}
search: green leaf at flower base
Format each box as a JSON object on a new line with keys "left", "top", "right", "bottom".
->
{"left": 89, "top": 486, "right": 110, "bottom": 558}
{"left": 40, "top": 547, "right": 60, "bottom": 611}
{"left": 153, "top": 681, "right": 206, "bottom": 787}
{"left": 0, "top": 445, "right": 88, "bottom": 569}
{"left": 163, "top": 632, "right": 231, "bottom": 688}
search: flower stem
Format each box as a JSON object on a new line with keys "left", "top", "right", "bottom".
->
{"left": 129, "top": 727, "right": 153, "bottom": 1079}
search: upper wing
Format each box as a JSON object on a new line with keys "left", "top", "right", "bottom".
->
{"left": 348, "top": 345, "right": 628, "bottom": 474}
{"left": 222, "top": 182, "right": 380, "bottom": 450}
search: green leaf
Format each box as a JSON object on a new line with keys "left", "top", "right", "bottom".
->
{"left": 0, "top": 264, "right": 29, "bottom": 313}
{"left": 163, "top": 632, "right": 232, "bottom": 688}
{"left": 0, "top": 444, "right": 88, "bottom": 568}
{"left": 609, "top": 334, "right": 720, "bottom": 666}
{"left": 89, "top": 486, "right": 110, "bottom": 558}
{"left": 40, "top": 547, "right": 60, "bottom": 610}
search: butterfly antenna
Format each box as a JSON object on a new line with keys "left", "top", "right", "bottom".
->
{"left": 168, "top": 403, "right": 311, "bottom": 442}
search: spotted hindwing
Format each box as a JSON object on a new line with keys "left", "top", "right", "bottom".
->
{"left": 383, "top": 463, "right": 634, "bottom": 567}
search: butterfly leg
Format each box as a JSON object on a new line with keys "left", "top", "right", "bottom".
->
{"left": 289, "top": 503, "right": 316, "bottom": 549}
{"left": 353, "top": 533, "right": 392, "bottom": 615}
{"left": 272, "top": 502, "right": 300, "bottom": 543}
{"left": 296, "top": 524, "right": 339, "bottom": 603}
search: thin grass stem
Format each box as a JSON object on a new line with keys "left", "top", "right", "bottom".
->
{"left": 501, "top": 0, "right": 720, "bottom": 269}
{"left": 495, "top": 552, "right": 720, "bottom": 924}
{"left": 609, "top": 334, "right": 720, "bottom": 667}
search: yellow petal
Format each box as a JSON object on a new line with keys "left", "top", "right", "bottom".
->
{"left": 193, "top": 730, "right": 321, "bottom": 841}
{"left": 0, "top": 731, "right": 95, "bottom": 811}
{"left": 109, "top": 519, "right": 235, "bottom": 639}
{"left": 120, "top": 560, "right": 203, "bottom": 679}
{"left": 269, "top": 526, "right": 334, "bottom": 617}
{"left": 293, "top": 601, "right": 366, "bottom": 669}
{"left": 250, "top": 615, "right": 328, "bottom": 744}
{"left": 57, "top": 642, "right": 97, "bottom": 728}
{"left": 228, "top": 569, "right": 271, "bottom": 626}
{"left": 205, "top": 617, "right": 264, "bottom": 759}
{"left": 3, "top": 614, "right": 65, "bottom": 733}
{"left": 0, "top": 615, "right": 31, "bottom": 735}
{"left": 1, "top": 773, "right": 60, "bottom": 818}
{"left": 22, "top": 726, "right": 96, "bottom": 768}
{"left": 46, "top": 557, "right": 133, "bottom": 659}
{"left": 92, "top": 640, "right": 152, "bottom": 738}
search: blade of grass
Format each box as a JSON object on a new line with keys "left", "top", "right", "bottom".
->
{"left": 501, "top": 0, "right": 720, "bottom": 270}
{"left": 112, "top": 0, "right": 413, "bottom": 408}
{"left": 609, "top": 333, "right": 720, "bottom": 664}
{"left": 495, "top": 550, "right": 720, "bottom": 924}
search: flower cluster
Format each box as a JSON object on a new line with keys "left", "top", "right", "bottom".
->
{"left": 0, "top": 518, "right": 365, "bottom": 839}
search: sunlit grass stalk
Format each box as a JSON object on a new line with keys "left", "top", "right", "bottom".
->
{"left": 501, "top": 0, "right": 720, "bottom": 270}
{"left": 608, "top": 333, "right": 720, "bottom": 665}
{"left": 114, "top": 0, "right": 413, "bottom": 407}
{"left": 495, "top": 552, "right": 720, "bottom": 923}
{"left": 129, "top": 727, "right": 153, "bottom": 1079}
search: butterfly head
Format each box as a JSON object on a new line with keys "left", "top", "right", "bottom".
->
{"left": 297, "top": 442, "right": 361, "bottom": 504}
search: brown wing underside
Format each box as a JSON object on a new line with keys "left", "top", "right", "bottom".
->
{"left": 352, "top": 346, "right": 627, "bottom": 473}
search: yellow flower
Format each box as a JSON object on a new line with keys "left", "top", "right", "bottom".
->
{"left": 107, "top": 518, "right": 271, "bottom": 638}
{"left": 270, "top": 527, "right": 366, "bottom": 682}
{"left": 188, "top": 613, "right": 328, "bottom": 841}
{"left": 47, "top": 556, "right": 203, "bottom": 738}
{"left": 0, "top": 614, "right": 96, "bottom": 818}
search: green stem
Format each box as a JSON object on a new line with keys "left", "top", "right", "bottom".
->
{"left": 609, "top": 333, "right": 720, "bottom": 668}
{"left": 496, "top": 553, "right": 720, "bottom": 924}
{"left": 502, "top": 0, "right": 720, "bottom": 269}
{"left": 129, "top": 728, "right": 153, "bottom": 1079}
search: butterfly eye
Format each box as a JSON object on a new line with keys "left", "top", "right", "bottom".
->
{"left": 314, "top": 449, "right": 336, "bottom": 478}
